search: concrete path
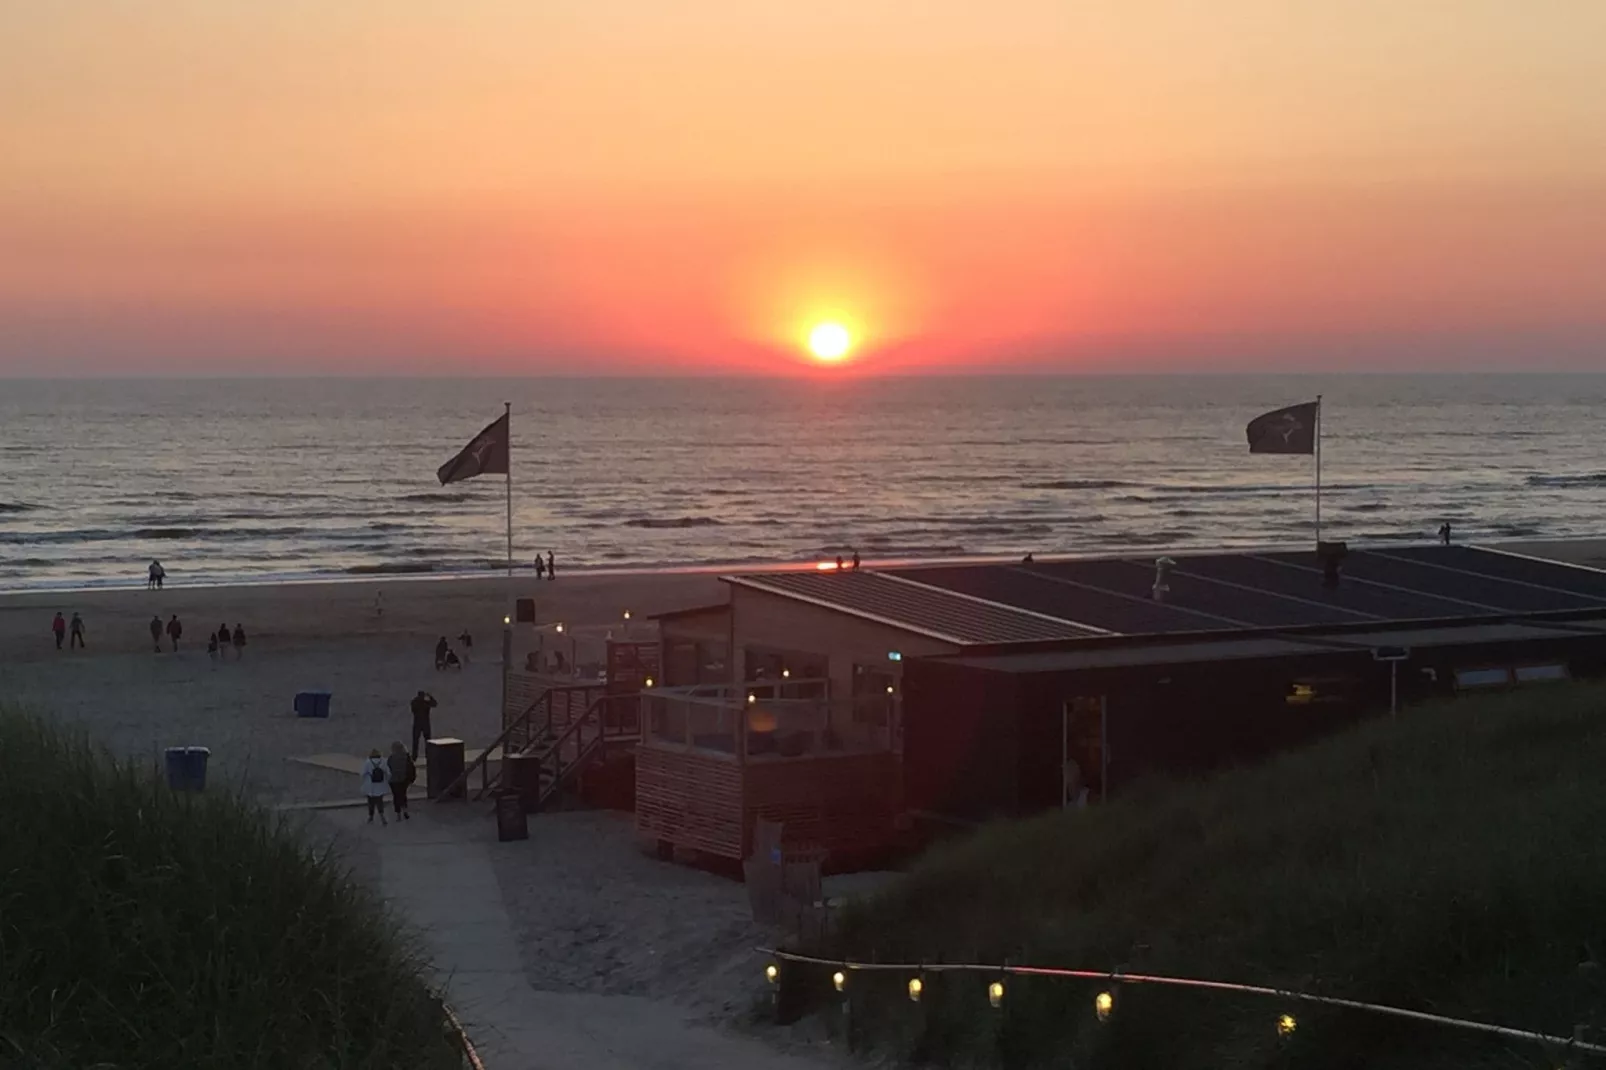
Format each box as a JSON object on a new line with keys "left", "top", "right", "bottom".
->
{"left": 367, "top": 813, "right": 829, "bottom": 1070}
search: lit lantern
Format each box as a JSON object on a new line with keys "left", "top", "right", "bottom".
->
{"left": 644, "top": 677, "right": 654, "bottom": 689}
{"left": 1277, "top": 1013, "right": 1297, "bottom": 1037}
{"left": 907, "top": 977, "right": 923, "bottom": 1002}
{"left": 832, "top": 971, "right": 847, "bottom": 992}
{"left": 1094, "top": 991, "right": 1114, "bottom": 1022}
{"left": 988, "top": 981, "right": 1005, "bottom": 1008}
{"left": 885, "top": 685, "right": 894, "bottom": 694}
{"left": 502, "top": 615, "right": 511, "bottom": 625}
{"left": 747, "top": 693, "right": 756, "bottom": 704}
{"left": 747, "top": 707, "right": 778, "bottom": 733}
{"left": 781, "top": 668, "right": 790, "bottom": 678}
{"left": 765, "top": 963, "right": 778, "bottom": 985}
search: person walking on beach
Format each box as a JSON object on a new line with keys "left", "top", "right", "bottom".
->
{"left": 409, "top": 690, "right": 438, "bottom": 760}
{"left": 1439, "top": 522, "right": 1452, "bottom": 546}
{"left": 360, "top": 749, "right": 389, "bottom": 825}
{"left": 148, "top": 560, "right": 165, "bottom": 589}
{"left": 546, "top": 550, "right": 555, "bottom": 581}
{"left": 216, "top": 623, "right": 231, "bottom": 659}
{"left": 69, "top": 612, "right": 86, "bottom": 649}
{"left": 386, "top": 741, "right": 414, "bottom": 820}
{"left": 149, "top": 614, "right": 163, "bottom": 653}
{"left": 51, "top": 612, "right": 66, "bottom": 651}
{"left": 207, "top": 634, "right": 219, "bottom": 662}
{"left": 434, "top": 636, "right": 449, "bottom": 671}
{"left": 458, "top": 629, "right": 472, "bottom": 664}
{"left": 232, "top": 624, "right": 247, "bottom": 659}
{"left": 166, "top": 614, "right": 183, "bottom": 652}
{"left": 851, "top": 550, "right": 861, "bottom": 570}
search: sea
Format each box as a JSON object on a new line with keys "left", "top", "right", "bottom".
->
{"left": 3, "top": 375, "right": 1606, "bottom": 592}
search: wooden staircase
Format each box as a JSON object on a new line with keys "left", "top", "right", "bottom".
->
{"left": 438, "top": 683, "right": 640, "bottom": 811}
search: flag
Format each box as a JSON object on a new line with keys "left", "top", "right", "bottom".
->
{"left": 1246, "top": 401, "right": 1318, "bottom": 455}
{"left": 437, "top": 412, "right": 510, "bottom": 484}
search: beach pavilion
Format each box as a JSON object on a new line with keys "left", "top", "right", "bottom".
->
{"left": 634, "top": 545, "right": 1606, "bottom": 865}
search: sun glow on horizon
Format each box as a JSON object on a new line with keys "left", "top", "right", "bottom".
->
{"left": 807, "top": 322, "right": 853, "bottom": 362}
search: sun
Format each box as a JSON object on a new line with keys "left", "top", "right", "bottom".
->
{"left": 807, "top": 322, "right": 853, "bottom": 362}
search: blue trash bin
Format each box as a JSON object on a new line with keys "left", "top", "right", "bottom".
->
{"left": 294, "top": 691, "right": 332, "bottom": 718}
{"left": 164, "top": 746, "right": 210, "bottom": 791}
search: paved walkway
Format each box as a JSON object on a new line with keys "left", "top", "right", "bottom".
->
{"left": 364, "top": 812, "right": 828, "bottom": 1070}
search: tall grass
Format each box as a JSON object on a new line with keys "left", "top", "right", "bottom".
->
{"left": 822, "top": 684, "right": 1606, "bottom": 1068}
{"left": 0, "top": 708, "right": 465, "bottom": 1070}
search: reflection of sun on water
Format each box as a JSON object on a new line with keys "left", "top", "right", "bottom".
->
{"left": 807, "top": 322, "right": 853, "bottom": 362}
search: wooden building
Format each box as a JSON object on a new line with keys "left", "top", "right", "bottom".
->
{"left": 635, "top": 546, "right": 1606, "bottom": 865}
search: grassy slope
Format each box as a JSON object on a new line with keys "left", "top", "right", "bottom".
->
{"left": 827, "top": 684, "right": 1606, "bottom": 1069}
{"left": 0, "top": 710, "right": 464, "bottom": 1070}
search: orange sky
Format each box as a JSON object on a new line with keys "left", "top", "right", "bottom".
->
{"left": 2, "top": 1, "right": 1604, "bottom": 375}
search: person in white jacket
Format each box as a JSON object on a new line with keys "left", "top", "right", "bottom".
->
{"left": 360, "top": 748, "right": 389, "bottom": 825}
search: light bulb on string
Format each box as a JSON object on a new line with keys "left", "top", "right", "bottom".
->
{"left": 832, "top": 970, "right": 847, "bottom": 993}
{"left": 764, "top": 963, "right": 778, "bottom": 984}
{"left": 907, "top": 977, "right": 923, "bottom": 1002}
{"left": 988, "top": 980, "right": 1005, "bottom": 1008}
{"left": 1095, "top": 991, "right": 1114, "bottom": 1022}
{"left": 1277, "top": 1013, "right": 1297, "bottom": 1038}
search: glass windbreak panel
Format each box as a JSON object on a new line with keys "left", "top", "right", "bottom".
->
{"left": 1514, "top": 663, "right": 1568, "bottom": 682}
{"left": 1454, "top": 667, "right": 1511, "bottom": 689}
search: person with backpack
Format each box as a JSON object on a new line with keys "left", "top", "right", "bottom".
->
{"left": 360, "top": 748, "right": 389, "bottom": 825}
{"left": 386, "top": 741, "right": 415, "bottom": 820}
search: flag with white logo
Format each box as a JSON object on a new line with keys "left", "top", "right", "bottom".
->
{"left": 1246, "top": 401, "right": 1318, "bottom": 455}
{"left": 437, "top": 412, "right": 510, "bottom": 484}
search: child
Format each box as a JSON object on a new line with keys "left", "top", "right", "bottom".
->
{"left": 359, "top": 748, "right": 389, "bottom": 825}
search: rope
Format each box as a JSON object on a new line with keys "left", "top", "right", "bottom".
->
{"left": 760, "top": 948, "right": 1606, "bottom": 1058}
{"left": 441, "top": 998, "right": 487, "bottom": 1070}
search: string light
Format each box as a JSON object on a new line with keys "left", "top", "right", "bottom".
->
{"left": 885, "top": 685, "right": 894, "bottom": 694}
{"left": 765, "top": 963, "right": 778, "bottom": 985}
{"left": 988, "top": 981, "right": 1005, "bottom": 1008}
{"left": 1277, "top": 1013, "right": 1297, "bottom": 1038}
{"left": 907, "top": 977, "right": 923, "bottom": 1002}
{"left": 644, "top": 677, "right": 654, "bottom": 688}
{"left": 1095, "top": 991, "right": 1114, "bottom": 1022}
{"left": 555, "top": 623, "right": 564, "bottom": 634}
{"left": 747, "top": 693, "right": 757, "bottom": 704}
{"left": 832, "top": 971, "right": 847, "bottom": 992}
{"left": 502, "top": 615, "right": 511, "bottom": 625}
{"left": 781, "top": 669, "right": 790, "bottom": 678}
{"left": 623, "top": 610, "right": 631, "bottom": 620}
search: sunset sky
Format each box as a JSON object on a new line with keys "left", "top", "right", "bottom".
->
{"left": 2, "top": 1, "right": 1603, "bottom": 376}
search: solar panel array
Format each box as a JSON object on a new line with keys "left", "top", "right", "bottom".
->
{"left": 729, "top": 546, "right": 1606, "bottom": 646}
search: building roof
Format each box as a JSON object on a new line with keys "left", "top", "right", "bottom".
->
{"left": 939, "top": 619, "right": 1606, "bottom": 675}
{"left": 724, "top": 545, "right": 1606, "bottom": 648}
{"left": 723, "top": 570, "right": 1106, "bottom": 646}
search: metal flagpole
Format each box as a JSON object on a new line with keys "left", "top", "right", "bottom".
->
{"left": 504, "top": 401, "right": 513, "bottom": 578}
{"left": 1314, "top": 394, "right": 1323, "bottom": 546}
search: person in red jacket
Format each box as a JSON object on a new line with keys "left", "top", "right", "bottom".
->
{"left": 51, "top": 612, "right": 66, "bottom": 650}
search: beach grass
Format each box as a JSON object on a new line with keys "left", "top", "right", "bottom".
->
{"left": 0, "top": 707, "right": 466, "bottom": 1070}
{"left": 813, "top": 683, "right": 1606, "bottom": 1068}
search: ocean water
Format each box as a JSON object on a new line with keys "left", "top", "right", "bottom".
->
{"left": 3, "top": 375, "right": 1606, "bottom": 591}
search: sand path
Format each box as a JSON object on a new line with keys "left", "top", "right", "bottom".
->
{"left": 334, "top": 808, "right": 828, "bottom": 1070}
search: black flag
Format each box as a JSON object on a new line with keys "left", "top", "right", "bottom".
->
{"left": 1246, "top": 401, "right": 1318, "bottom": 455}
{"left": 437, "top": 412, "right": 510, "bottom": 485}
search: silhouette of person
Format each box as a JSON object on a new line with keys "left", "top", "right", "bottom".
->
{"left": 69, "top": 612, "right": 85, "bottom": 649}
{"left": 851, "top": 550, "right": 861, "bottom": 570}
{"left": 409, "top": 690, "right": 438, "bottom": 759}
{"left": 1439, "top": 522, "right": 1452, "bottom": 546}
{"left": 51, "top": 612, "right": 66, "bottom": 650}
{"left": 546, "top": 550, "right": 555, "bottom": 581}
{"left": 232, "top": 624, "right": 247, "bottom": 659}
{"left": 149, "top": 615, "right": 163, "bottom": 653}
{"left": 535, "top": 556, "right": 545, "bottom": 579}
{"left": 434, "top": 636, "right": 449, "bottom": 670}
{"left": 166, "top": 614, "right": 183, "bottom": 652}
{"left": 836, "top": 555, "right": 845, "bottom": 570}
{"left": 1023, "top": 552, "right": 1035, "bottom": 564}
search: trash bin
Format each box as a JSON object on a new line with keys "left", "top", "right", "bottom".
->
{"left": 503, "top": 752, "right": 541, "bottom": 803}
{"left": 294, "top": 691, "right": 332, "bottom": 718}
{"left": 165, "top": 746, "right": 211, "bottom": 791}
{"left": 495, "top": 793, "right": 528, "bottom": 842}
{"left": 425, "top": 737, "right": 466, "bottom": 800}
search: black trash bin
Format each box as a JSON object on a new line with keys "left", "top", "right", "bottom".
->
{"left": 425, "top": 737, "right": 465, "bottom": 800}
{"left": 495, "top": 793, "right": 528, "bottom": 842}
{"left": 164, "top": 746, "right": 210, "bottom": 791}
{"left": 503, "top": 752, "right": 541, "bottom": 805}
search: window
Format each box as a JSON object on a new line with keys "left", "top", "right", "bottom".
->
{"left": 851, "top": 664, "right": 895, "bottom": 726}
{"left": 1454, "top": 667, "right": 1511, "bottom": 690}
{"left": 1514, "top": 663, "right": 1569, "bottom": 683}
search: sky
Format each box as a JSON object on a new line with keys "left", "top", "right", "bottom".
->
{"left": 2, "top": 1, "right": 1604, "bottom": 376}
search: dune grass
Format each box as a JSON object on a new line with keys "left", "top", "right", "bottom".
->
{"left": 815, "top": 683, "right": 1606, "bottom": 1068}
{"left": 0, "top": 708, "right": 465, "bottom": 1070}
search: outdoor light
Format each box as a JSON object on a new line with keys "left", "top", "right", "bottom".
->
{"left": 623, "top": 610, "right": 631, "bottom": 620}
{"left": 765, "top": 963, "right": 778, "bottom": 985}
{"left": 1277, "top": 1013, "right": 1297, "bottom": 1037}
{"left": 644, "top": 677, "right": 654, "bottom": 688}
{"left": 748, "top": 693, "right": 756, "bottom": 704}
{"left": 555, "top": 623, "right": 564, "bottom": 633}
{"left": 503, "top": 615, "right": 511, "bottom": 625}
{"left": 907, "top": 977, "right": 923, "bottom": 1002}
{"left": 1095, "top": 991, "right": 1114, "bottom": 1022}
{"left": 988, "top": 981, "right": 1005, "bottom": 1008}
{"left": 832, "top": 971, "right": 846, "bottom": 992}
{"left": 885, "top": 685, "right": 894, "bottom": 694}
{"left": 781, "top": 669, "right": 790, "bottom": 678}
{"left": 887, "top": 651, "right": 902, "bottom": 661}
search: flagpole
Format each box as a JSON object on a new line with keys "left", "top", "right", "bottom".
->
{"left": 1314, "top": 394, "right": 1323, "bottom": 546}
{"left": 504, "top": 401, "right": 513, "bottom": 579}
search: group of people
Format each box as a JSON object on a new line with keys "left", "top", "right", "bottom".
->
{"left": 434, "top": 632, "right": 471, "bottom": 670}
{"left": 50, "top": 612, "right": 87, "bottom": 650}
{"left": 359, "top": 742, "right": 417, "bottom": 824}
{"left": 534, "top": 550, "right": 556, "bottom": 580}
{"left": 144, "top": 614, "right": 247, "bottom": 657}
{"left": 146, "top": 560, "right": 167, "bottom": 589}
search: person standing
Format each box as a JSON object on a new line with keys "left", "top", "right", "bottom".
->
{"left": 149, "top": 615, "right": 163, "bottom": 653}
{"left": 150, "top": 560, "right": 165, "bottom": 589}
{"left": 359, "top": 749, "right": 389, "bottom": 825}
{"left": 434, "top": 636, "right": 449, "bottom": 671}
{"left": 457, "top": 629, "right": 473, "bottom": 665}
{"left": 166, "top": 614, "right": 183, "bottom": 652}
{"left": 409, "top": 690, "right": 438, "bottom": 760}
{"left": 1439, "top": 522, "right": 1452, "bottom": 546}
{"left": 535, "top": 555, "right": 545, "bottom": 580}
{"left": 216, "top": 623, "right": 231, "bottom": 660}
{"left": 69, "top": 612, "right": 86, "bottom": 649}
{"left": 51, "top": 612, "right": 66, "bottom": 651}
{"left": 386, "top": 741, "right": 414, "bottom": 820}
{"left": 546, "top": 550, "right": 555, "bottom": 581}
{"left": 232, "top": 624, "right": 247, "bottom": 659}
